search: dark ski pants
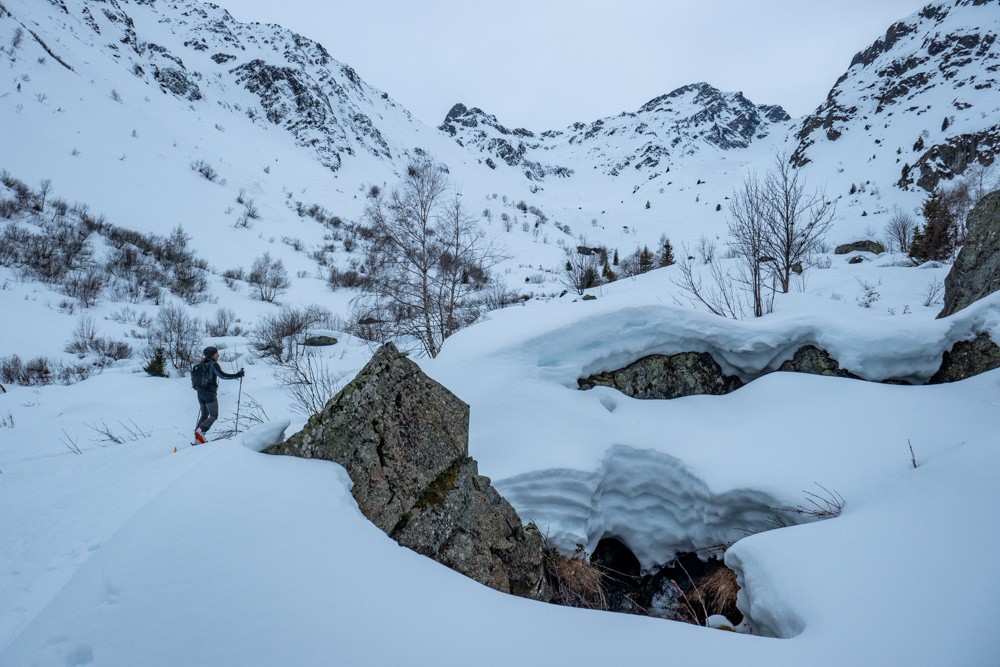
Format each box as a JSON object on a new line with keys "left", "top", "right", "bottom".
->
{"left": 197, "top": 397, "right": 219, "bottom": 433}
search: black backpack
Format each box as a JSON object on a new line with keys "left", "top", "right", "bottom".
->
{"left": 191, "top": 361, "right": 214, "bottom": 390}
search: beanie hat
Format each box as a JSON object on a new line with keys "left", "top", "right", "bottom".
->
{"left": 203, "top": 346, "right": 219, "bottom": 358}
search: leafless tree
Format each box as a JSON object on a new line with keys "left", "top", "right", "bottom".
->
{"left": 277, "top": 351, "right": 348, "bottom": 417}
{"left": 762, "top": 155, "right": 836, "bottom": 293}
{"left": 884, "top": 208, "right": 916, "bottom": 253}
{"left": 673, "top": 252, "right": 745, "bottom": 319}
{"left": 359, "top": 162, "right": 501, "bottom": 358}
{"left": 728, "top": 174, "right": 774, "bottom": 318}
{"left": 963, "top": 161, "right": 999, "bottom": 204}
{"left": 563, "top": 249, "right": 603, "bottom": 294}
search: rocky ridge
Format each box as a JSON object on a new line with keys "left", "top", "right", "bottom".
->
{"left": 439, "top": 82, "right": 790, "bottom": 181}
{"left": 16, "top": 0, "right": 422, "bottom": 171}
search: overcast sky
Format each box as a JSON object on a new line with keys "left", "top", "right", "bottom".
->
{"left": 214, "top": 0, "right": 927, "bottom": 131}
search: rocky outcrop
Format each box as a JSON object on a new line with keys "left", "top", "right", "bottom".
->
{"left": 578, "top": 352, "right": 743, "bottom": 399}
{"left": 265, "top": 343, "right": 548, "bottom": 600}
{"left": 578, "top": 337, "right": 1000, "bottom": 397}
{"left": 900, "top": 130, "right": 1000, "bottom": 192}
{"left": 835, "top": 240, "right": 885, "bottom": 255}
{"left": 939, "top": 190, "right": 1000, "bottom": 316}
{"left": 929, "top": 332, "right": 1000, "bottom": 383}
{"left": 778, "top": 346, "right": 859, "bottom": 379}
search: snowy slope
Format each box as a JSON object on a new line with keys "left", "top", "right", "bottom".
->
{"left": 1, "top": 271, "right": 999, "bottom": 664}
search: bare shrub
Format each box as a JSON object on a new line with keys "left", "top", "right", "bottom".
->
{"left": 922, "top": 277, "right": 944, "bottom": 307}
{"left": 147, "top": 302, "right": 201, "bottom": 370}
{"left": 327, "top": 266, "right": 368, "bottom": 290}
{"left": 63, "top": 267, "right": 105, "bottom": 307}
{"left": 771, "top": 484, "right": 845, "bottom": 521}
{"left": 696, "top": 234, "right": 717, "bottom": 264}
{"left": 277, "top": 352, "right": 348, "bottom": 417}
{"left": 86, "top": 419, "right": 151, "bottom": 446}
{"left": 250, "top": 305, "right": 332, "bottom": 362}
{"left": 0, "top": 354, "right": 92, "bottom": 386}
{"left": 191, "top": 159, "right": 218, "bottom": 182}
{"left": 673, "top": 253, "right": 748, "bottom": 320}
{"left": 205, "top": 307, "right": 240, "bottom": 337}
{"left": 248, "top": 252, "right": 290, "bottom": 302}
{"left": 212, "top": 393, "right": 269, "bottom": 439}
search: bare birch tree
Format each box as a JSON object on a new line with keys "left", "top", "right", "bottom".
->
{"left": 762, "top": 155, "right": 836, "bottom": 293}
{"left": 359, "top": 162, "right": 500, "bottom": 358}
{"left": 728, "top": 174, "right": 773, "bottom": 318}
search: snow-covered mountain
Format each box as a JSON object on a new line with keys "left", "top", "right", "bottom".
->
{"left": 439, "top": 82, "right": 790, "bottom": 181}
{"left": 3, "top": 0, "right": 998, "bottom": 262}
{"left": 790, "top": 0, "right": 1000, "bottom": 193}
{"left": 3, "top": 0, "right": 457, "bottom": 172}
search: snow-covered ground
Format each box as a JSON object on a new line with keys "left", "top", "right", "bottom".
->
{"left": 2, "top": 250, "right": 999, "bottom": 665}
{"left": 2, "top": 0, "right": 1000, "bottom": 663}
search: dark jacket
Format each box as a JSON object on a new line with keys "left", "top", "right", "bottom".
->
{"left": 196, "top": 360, "right": 242, "bottom": 401}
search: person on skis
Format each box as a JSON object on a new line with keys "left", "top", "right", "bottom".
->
{"left": 193, "top": 346, "right": 244, "bottom": 444}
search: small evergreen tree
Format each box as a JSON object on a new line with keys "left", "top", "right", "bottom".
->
{"left": 602, "top": 256, "right": 616, "bottom": 282}
{"left": 638, "top": 245, "right": 654, "bottom": 273}
{"left": 911, "top": 191, "right": 955, "bottom": 261}
{"left": 658, "top": 236, "right": 675, "bottom": 267}
{"left": 612, "top": 249, "right": 619, "bottom": 266}
{"left": 143, "top": 346, "right": 168, "bottom": 377}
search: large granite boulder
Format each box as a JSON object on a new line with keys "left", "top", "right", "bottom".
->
{"left": 929, "top": 333, "right": 1000, "bottom": 383}
{"left": 939, "top": 190, "right": 1000, "bottom": 317}
{"left": 578, "top": 352, "right": 743, "bottom": 399}
{"left": 266, "top": 343, "right": 548, "bottom": 600}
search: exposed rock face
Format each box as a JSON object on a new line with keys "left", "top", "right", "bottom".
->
{"left": 778, "top": 346, "right": 859, "bottom": 378}
{"left": 391, "top": 457, "right": 547, "bottom": 598}
{"left": 578, "top": 352, "right": 743, "bottom": 399}
{"left": 901, "top": 130, "right": 1000, "bottom": 191}
{"left": 266, "top": 343, "right": 548, "bottom": 600}
{"left": 939, "top": 190, "right": 1000, "bottom": 317}
{"left": 929, "top": 333, "right": 1000, "bottom": 383}
{"left": 835, "top": 240, "right": 885, "bottom": 255}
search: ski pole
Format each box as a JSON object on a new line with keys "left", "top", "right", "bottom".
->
{"left": 235, "top": 375, "right": 243, "bottom": 434}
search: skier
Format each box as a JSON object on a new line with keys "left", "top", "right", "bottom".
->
{"left": 193, "top": 346, "right": 244, "bottom": 444}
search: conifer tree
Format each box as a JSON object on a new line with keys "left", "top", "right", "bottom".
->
{"left": 638, "top": 245, "right": 654, "bottom": 273}
{"left": 658, "top": 236, "right": 675, "bottom": 267}
{"left": 911, "top": 190, "right": 955, "bottom": 261}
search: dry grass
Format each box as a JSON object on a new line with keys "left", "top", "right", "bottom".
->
{"left": 544, "top": 547, "right": 608, "bottom": 611}
{"left": 672, "top": 563, "right": 741, "bottom": 626}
